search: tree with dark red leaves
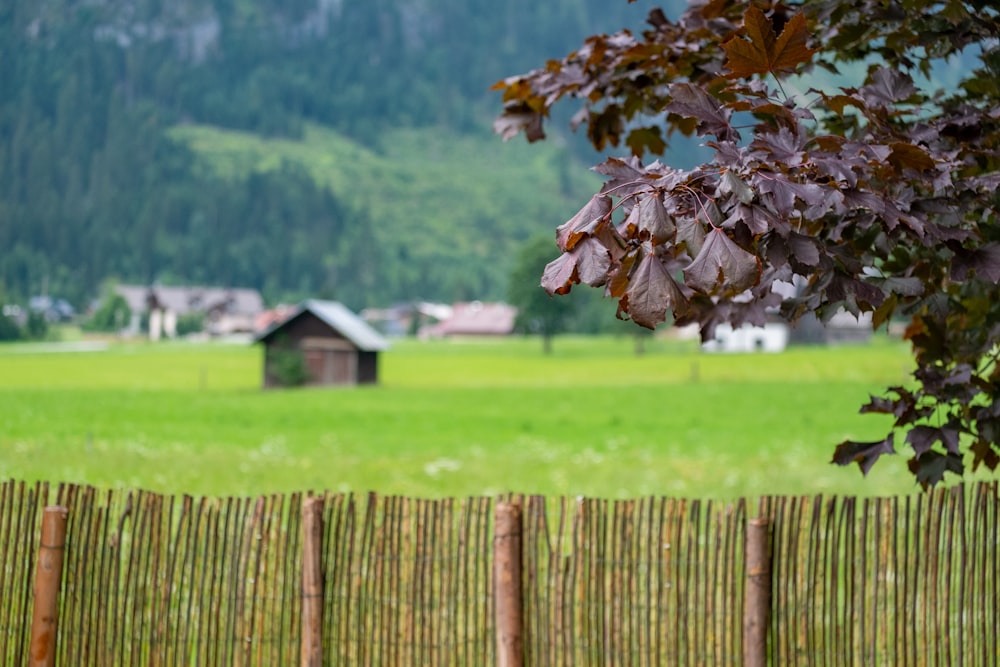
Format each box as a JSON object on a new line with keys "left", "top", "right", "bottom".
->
{"left": 494, "top": 0, "right": 1000, "bottom": 487}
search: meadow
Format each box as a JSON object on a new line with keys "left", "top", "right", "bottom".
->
{"left": 0, "top": 334, "right": 948, "bottom": 500}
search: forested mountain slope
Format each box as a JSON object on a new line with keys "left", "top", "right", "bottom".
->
{"left": 0, "top": 0, "right": 663, "bottom": 309}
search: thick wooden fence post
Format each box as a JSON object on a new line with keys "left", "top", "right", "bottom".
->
{"left": 743, "top": 517, "right": 772, "bottom": 667}
{"left": 29, "top": 505, "right": 69, "bottom": 667}
{"left": 301, "top": 496, "right": 324, "bottom": 667}
{"left": 494, "top": 502, "right": 524, "bottom": 667}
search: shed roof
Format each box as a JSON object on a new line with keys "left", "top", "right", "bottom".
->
{"left": 256, "top": 299, "right": 390, "bottom": 351}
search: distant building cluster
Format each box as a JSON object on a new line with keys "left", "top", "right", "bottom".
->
{"left": 5, "top": 277, "right": 879, "bottom": 358}
{"left": 115, "top": 284, "right": 264, "bottom": 340}
{"left": 695, "top": 311, "right": 873, "bottom": 354}
{"left": 108, "top": 285, "right": 520, "bottom": 344}
{"left": 361, "top": 301, "right": 517, "bottom": 339}
{"left": 2, "top": 274, "right": 887, "bottom": 393}
{"left": 1, "top": 296, "right": 76, "bottom": 328}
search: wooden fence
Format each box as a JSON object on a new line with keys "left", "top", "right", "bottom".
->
{"left": 1, "top": 479, "right": 997, "bottom": 665}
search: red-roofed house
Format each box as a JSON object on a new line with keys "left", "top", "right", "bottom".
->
{"left": 420, "top": 301, "right": 517, "bottom": 338}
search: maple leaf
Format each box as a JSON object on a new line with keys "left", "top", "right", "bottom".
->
{"left": 908, "top": 450, "right": 964, "bottom": 490}
{"left": 595, "top": 157, "right": 652, "bottom": 199}
{"left": 887, "top": 142, "right": 935, "bottom": 173}
{"left": 625, "top": 126, "right": 667, "bottom": 158}
{"left": 754, "top": 172, "right": 826, "bottom": 217}
{"left": 572, "top": 237, "right": 612, "bottom": 288}
{"left": 950, "top": 243, "right": 1000, "bottom": 283}
{"left": 555, "top": 194, "right": 612, "bottom": 252}
{"left": 906, "top": 424, "right": 961, "bottom": 458}
{"left": 831, "top": 435, "right": 896, "bottom": 475}
{"left": 588, "top": 104, "right": 626, "bottom": 150}
{"left": 724, "top": 203, "right": 782, "bottom": 236}
{"left": 825, "top": 273, "right": 886, "bottom": 311}
{"left": 971, "top": 438, "right": 1000, "bottom": 472}
{"left": 624, "top": 253, "right": 689, "bottom": 329}
{"left": 751, "top": 126, "right": 807, "bottom": 165}
{"left": 665, "top": 83, "right": 736, "bottom": 141}
{"left": 868, "top": 275, "right": 924, "bottom": 297}
{"left": 722, "top": 7, "right": 816, "bottom": 79}
{"left": 608, "top": 251, "right": 639, "bottom": 298}
{"left": 872, "top": 293, "right": 898, "bottom": 331}
{"left": 541, "top": 236, "right": 614, "bottom": 296}
{"left": 493, "top": 110, "right": 545, "bottom": 142}
{"left": 859, "top": 67, "right": 920, "bottom": 108}
{"left": 786, "top": 232, "right": 821, "bottom": 267}
{"left": 676, "top": 215, "right": 707, "bottom": 257}
{"left": 683, "top": 227, "right": 762, "bottom": 295}
{"left": 540, "top": 252, "right": 578, "bottom": 296}
{"left": 718, "top": 170, "right": 755, "bottom": 205}
{"left": 622, "top": 193, "right": 675, "bottom": 245}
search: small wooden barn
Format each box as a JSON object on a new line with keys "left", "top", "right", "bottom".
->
{"left": 255, "top": 300, "right": 389, "bottom": 388}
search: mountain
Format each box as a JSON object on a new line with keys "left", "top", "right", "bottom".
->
{"left": 7, "top": 0, "right": 972, "bottom": 312}
{"left": 0, "top": 0, "right": 664, "bottom": 310}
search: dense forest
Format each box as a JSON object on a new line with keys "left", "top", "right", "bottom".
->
{"left": 0, "top": 0, "right": 671, "bottom": 311}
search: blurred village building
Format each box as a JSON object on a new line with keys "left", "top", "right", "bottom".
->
{"left": 360, "top": 302, "right": 455, "bottom": 337}
{"left": 698, "top": 311, "right": 873, "bottom": 353}
{"left": 361, "top": 301, "right": 518, "bottom": 339}
{"left": 418, "top": 301, "right": 517, "bottom": 338}
{"left": 116, "top": 284, "right": 264, "bottom": 340}
{"left": 698, "top": 278, "right": 873, "bottom": 353}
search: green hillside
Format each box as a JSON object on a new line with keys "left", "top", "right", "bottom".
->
{"left": 167, "top": 122, "right": 601, "bottom": 306}
{"left": 0, "top": 0, "right": 656, "bottom": 309}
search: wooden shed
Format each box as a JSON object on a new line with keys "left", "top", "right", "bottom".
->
{"left": 255, "top": 300, "right": 389, "bottom": 388}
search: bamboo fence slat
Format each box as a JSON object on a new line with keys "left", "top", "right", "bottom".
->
{"left": 2, "top": 480, "right": 999, "bottom": 665}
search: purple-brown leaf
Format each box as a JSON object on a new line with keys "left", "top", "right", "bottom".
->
{"left": 722, "top": 7, "right": 816, "bottom": 78}
{"left": 624, "top": 252, "right": 689, "bottom": 329}
{"left": 573, "top": 237, "right": 612, "bottom": 287}
{"left": 754, "top": 172, "right": 826, "bottom": 217}
{"left": 887, "top": 142, "right": 935, "bottom": 173}
{"left": 676, "top": 215, "right": 707, "bottom": 257}
{"left": 906, "top": 424, "right": 961, "bottom": 457}
{"left": 719, "top": 170, "right": 755, "bottom": 206}
{"left": 665, "top": 83, "right": 736, "bottom": 141}
{"left": 623, "top": 193, "right": 676, "bottom": 245}
{"left": 683, "top": 227, "right": 762, "bottom": 294}
{"left": 950, "top": 243, "right": 1000, "bottom": 283}
{"left": 859, "top": 67, "right": 920, "bottom": 108}
{"left": 493, "top": 110, "right": 546, "bottom": 142}
{"left": 556, "top": 194, "right": 612, "bottom": 252}
{"left": 832, "top": 435, "right": 896, "bottom": 475}
{"left": 595, "top": 157, "right": 651, "bottom": 199}
{"left": 540, "top": 252, "right": 578, "bottom": 296}
{"left": 908, "top": 451, "right": 964, "bottom": 490}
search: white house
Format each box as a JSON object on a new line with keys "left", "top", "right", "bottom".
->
{"left": 702, "top": 322, "right": 790, "bottom": 353}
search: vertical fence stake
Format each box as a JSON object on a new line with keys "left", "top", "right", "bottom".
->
{"left": 29, "top": 505, "right": 69, "bottom": 667}
{"left": 494, "top": 502, "right": 524, "bottom": 667}
{"left": 301, "top": 496, "right": 324, "bottom": 667}
{"left": 743, "top": 516, "right": 772, "bottom": 667}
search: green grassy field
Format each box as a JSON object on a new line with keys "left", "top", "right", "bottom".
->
{"left": 0, "top": 335, "right": 954, "bottom": 500}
